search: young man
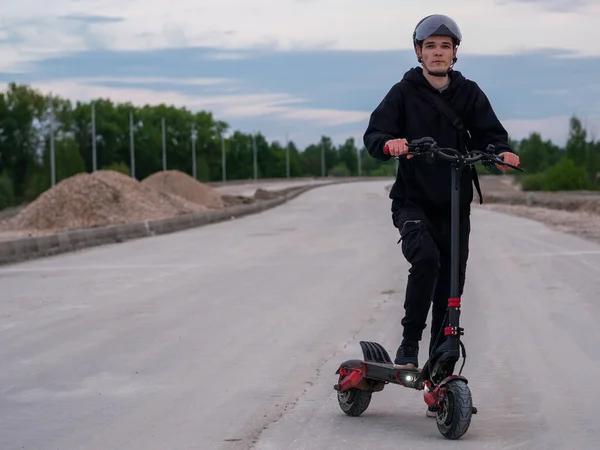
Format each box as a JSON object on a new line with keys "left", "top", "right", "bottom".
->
{"left": 363, "top": 15, "right": 520, "bottom": 369}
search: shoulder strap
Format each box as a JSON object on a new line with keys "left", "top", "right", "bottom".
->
{"left": 415, "top": 86, "right": 467, "bottom": 137}
{"left": 414, "top": 85, "right": 484, "bottom": 205}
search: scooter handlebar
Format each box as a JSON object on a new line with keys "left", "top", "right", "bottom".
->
{"left": 384, "top": 137, "right": 522, "bottom": 171}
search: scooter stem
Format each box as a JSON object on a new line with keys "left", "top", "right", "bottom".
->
{"left": 450, "top": 165, "right": 460, "bottom": 301}
{"left": 447, "top": 164, "right": 461, "bottom": 345}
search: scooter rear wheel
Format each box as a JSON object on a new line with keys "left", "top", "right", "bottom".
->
{"left": 337, "top": 387, "right": 372, "bottom": 417}
{"left": 435, "top": 379, "right": 472, "bottom": 439}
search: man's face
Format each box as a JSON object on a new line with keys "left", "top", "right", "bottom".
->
{"left": 416, "top": 36, "right": 456, "bottom": 72}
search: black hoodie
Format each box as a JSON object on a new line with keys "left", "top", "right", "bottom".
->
{"left": 364, "top": 67, "right": 512, "bottom": 210}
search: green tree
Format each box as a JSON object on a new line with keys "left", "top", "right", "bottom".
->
{"left": 337, "top": 138, "right": 359, "bottom": 176}
{"left": 565, "top": 116, "right": 588, "bottom": 167}
{"left": 0, "top": 83, "right": 47, "bottom": 200}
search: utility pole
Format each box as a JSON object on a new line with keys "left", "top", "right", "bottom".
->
{"left": 221, "top": 132, "right": 227, "bottom": 182}
{"left": 49, "top": 93, "right": 56, "bottom": 186}
{"left": 129, "top": 111, "right": 135, "bottom": 179}
{"left": 191, "top": 123, "right": 197, "bottom": 179}
{"left": 91, "top": 101, "right": 97, "bottom": 171}
{"left": 252, "top": 133, "right": 257, "bottom": 180}
{"left": 285, "top": 133, "right": 290, "bottom": 178}
{"left": 162, "top": 117, "right": 166, "bottom": 171}
{"left": 321, "top": 141, "right": 325, "bottom": 177}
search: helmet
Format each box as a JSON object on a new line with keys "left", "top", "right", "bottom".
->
{"left": 413, "top": 14, "right": 462, "bottom": 47}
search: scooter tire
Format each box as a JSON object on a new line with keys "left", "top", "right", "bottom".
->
{"left": 435, "top": 379, "right": 472, "bottom": 439}
{"left": 337, "top": 387, "right": 372, "bottom": 417}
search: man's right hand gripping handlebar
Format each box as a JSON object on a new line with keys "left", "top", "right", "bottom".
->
{"left": 383, "top": 138, "right": 413, "bottom": 158}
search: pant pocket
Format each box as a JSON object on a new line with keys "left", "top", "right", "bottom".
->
{"left": 398, "top": 219, "right": 422, "bottom": 243}
{"left": 398, "top": 220, "right": 424, "bottom": 262}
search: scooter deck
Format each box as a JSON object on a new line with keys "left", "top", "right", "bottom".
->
{"left": 360, "top": 360, "right": 423, "bottom": 389}
{"left": 337, "top": 341, "right": 426, "bottom": 390}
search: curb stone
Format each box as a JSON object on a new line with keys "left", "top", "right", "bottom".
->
{"left": 0, "top": 177, "right": 390, "bottom": 266}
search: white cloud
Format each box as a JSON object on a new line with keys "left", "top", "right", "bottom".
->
{"left": 28, "top": 76, "right": 367, "bottom": 128}
{"left": 16, "top": 75, "right": 600, "bottom": 150}
{"left": 2, "top": 0, "right": 600, "bottom": 71}
{"left": 18, "top": 76, "right": 370, "bottom": 149}
{"left": 202, "top": 52, "right": 251, "bottom": 61}
{"left": 67, "top": 76, "right": 234, "bottom": 86}
{"left": 276, "top": 108, "right": 369, "bottom": 127}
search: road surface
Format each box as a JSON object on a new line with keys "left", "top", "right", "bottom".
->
{"left": 1, "top": 180, "right": 599, "bottom": 449}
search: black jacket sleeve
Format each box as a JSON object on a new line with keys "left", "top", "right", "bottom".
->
{"left": 363, "top": 83, "right": 404, "bottom": 161}
{"left": 466, "top": 82, "right": 513, "bottom": 155}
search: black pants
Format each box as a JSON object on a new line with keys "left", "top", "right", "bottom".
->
{"left": 392, "top": 202, "right": 471, "bottom": 353}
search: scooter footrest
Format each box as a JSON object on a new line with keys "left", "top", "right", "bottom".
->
{"left": 359, "top": 341, "right": 393, "bottom": 364}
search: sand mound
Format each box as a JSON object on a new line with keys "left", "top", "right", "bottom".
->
{"left": 1, "top": 170, "right": 207, "bottom": 232}
{"left": 141, "top": 170, "right": 224, "bottom": 209}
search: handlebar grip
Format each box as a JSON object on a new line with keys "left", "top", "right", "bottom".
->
{"left": 384, "top": 144, "right": 390, "bottom": 154}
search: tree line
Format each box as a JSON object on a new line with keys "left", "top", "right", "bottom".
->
{"left": 0, "top": 82, "right": 598, "bottom": 209}
{"left": 509, "top": 116, "right": 600, "bottom": 191}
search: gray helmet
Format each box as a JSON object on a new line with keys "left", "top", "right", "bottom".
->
{"left": 413, "top": 14, "right": 462, "bottom": 47}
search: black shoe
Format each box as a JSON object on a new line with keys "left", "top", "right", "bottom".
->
{"left": 394, "top": 339, "right": 419, "bottom": 367}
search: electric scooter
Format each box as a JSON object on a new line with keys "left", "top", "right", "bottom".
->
{"left": 333, "top": 137, "right": 522, "bottom": 440}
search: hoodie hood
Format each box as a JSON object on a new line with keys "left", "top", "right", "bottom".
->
{"left": 401, "top": 67, "right": 466, "bottom": 92}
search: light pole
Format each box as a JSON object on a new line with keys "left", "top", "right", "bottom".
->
{"left": 191, "top": 123, "right": 197, "bottom": 179}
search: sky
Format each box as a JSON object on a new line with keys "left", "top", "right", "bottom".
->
{"left": 1, "top": 0, "right": 600, "bottom": 149}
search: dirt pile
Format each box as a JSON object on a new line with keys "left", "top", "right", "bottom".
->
{"left": 142, "top": 170, "right": 224, "bottom": 209}
{"left": 0, "top": 170, "right": 207, "bottom": 232}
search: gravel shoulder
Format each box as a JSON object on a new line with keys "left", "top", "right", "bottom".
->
{"left": 478, "top": 203, "right": 600, "bottom": 244}
{"left": 385, "top": 174, "right": 600, "bottom": 245}
{"left": 477, "top": 175, "right": 600, "bottom": 244}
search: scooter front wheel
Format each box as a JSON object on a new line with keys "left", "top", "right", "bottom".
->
{"left": 435, "top": 379, "right": 472, "bottom": 439}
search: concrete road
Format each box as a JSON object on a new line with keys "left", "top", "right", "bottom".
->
{"left": 1, "top": 180, "right": 599, "bottom": 450}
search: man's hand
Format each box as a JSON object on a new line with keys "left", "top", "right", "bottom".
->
{"left": 496, "top": 152, "right": 520, "bottom": 171}
{"left": 384, "top": 138, "right": 412, "bottom": 158}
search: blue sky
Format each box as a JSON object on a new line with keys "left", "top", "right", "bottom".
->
{"left": 1, "top": 0, "right": 599, "bottom": 149}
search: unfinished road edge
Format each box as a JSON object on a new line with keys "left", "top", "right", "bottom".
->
{"left": 0, "top": 178, "right": 389, "bottom": 266}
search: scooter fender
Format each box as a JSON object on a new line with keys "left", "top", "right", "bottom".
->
{"left": 335, "top": 359, "right": 364, "bottom": 374}
{"left": 423, "top": 375, "right": 468, "bottom": 406}
{"left": 438, "top": 374, "right": 468, "bottom": 387}
{"left": 334, "top": 359, "right": 369, "bottom": 392}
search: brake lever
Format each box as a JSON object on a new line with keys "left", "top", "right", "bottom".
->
{"left": 491, "top": 154, "right": 523, "bottom": 172}
{"left": 501, "top": 161, "right": 523, "bottom": 171}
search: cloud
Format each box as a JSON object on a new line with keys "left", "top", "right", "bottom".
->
{"left": 2, "top": 0, "right": 600, "bottom": 150}
{"left": 76, "top": 76, "right": 235, "bottom": 88}
{"left": 3, "top": 43, "right": 600, "bottom": 148}
{"left": 0, "top": 14, "right": 113, "bottom": 71}
{"left": 21, "top": 46, "right": 600, "bottom": 120}
{"left": 23, "top": 75, "right": 368, "bottom": 147}
{"left": 59, "top": 14, "right": 125, "bottom": 24}
{"left": 2, "top": 0, "right": 600, "bottom": 74}
{"left": 496, "top": 0, "right": 593, "bottom": 12}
